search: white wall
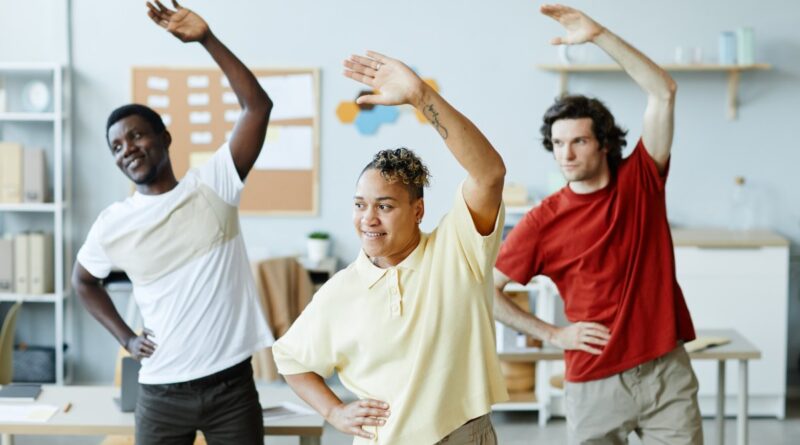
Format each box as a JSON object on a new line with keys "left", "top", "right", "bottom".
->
{"left": 2, "top": 0, "right": 799, "bottom": 383}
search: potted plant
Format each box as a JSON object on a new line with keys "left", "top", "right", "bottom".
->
{"left": 306, "top": 231, "right": 330, "bottom": 263}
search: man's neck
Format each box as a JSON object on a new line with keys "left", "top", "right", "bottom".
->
{"left": 136, "top": 175, "right": 179, "bottom": 196}
{"left": 568, "top": 169, "right": 611, "bottom": 195}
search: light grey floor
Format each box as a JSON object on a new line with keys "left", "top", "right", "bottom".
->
{"left": 11, "top": 400, "right": 800, "bottom": 444}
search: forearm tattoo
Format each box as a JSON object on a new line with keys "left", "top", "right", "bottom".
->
{"left": 423, "top": 104, "right": 449, "bottom": 140}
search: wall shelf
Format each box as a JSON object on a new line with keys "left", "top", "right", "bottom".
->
{"left": 536, "top": 63, "right": 772, "bottom": 120}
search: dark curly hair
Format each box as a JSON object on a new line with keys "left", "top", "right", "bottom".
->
{"left": 360, "top": 148, "right": 431, "bottom": 200}
{"left": 540, "top": 95, "right": 628, "bottom": 172}
{"left": 106, "top": 104, "right": 166, "bottom": 148}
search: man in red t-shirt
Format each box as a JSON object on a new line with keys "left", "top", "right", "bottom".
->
{"left": 494, "top": 4, "right": 702, "bottom": 444}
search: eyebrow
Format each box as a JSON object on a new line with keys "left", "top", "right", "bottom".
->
{"left": 353, "top": 196, "right": 399, "bottom": 201}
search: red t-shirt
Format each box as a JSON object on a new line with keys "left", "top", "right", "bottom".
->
{"left": 496, "top": 139, "right": 695, "bottom": 382}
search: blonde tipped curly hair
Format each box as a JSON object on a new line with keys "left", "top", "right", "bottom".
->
{"left": 361, "top": 148, "right": 431, "bottom": 200}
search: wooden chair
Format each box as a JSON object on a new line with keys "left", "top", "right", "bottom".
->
{"left": 0, "top": 301, "right": 22, "bottom": 384}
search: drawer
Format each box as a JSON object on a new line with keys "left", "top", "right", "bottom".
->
{"left": 674, "top": 246, "right": 788, "bottom": 278}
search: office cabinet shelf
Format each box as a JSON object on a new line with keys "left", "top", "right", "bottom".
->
{"left": 0, "top": 62, "right": 72, "bottom": 384}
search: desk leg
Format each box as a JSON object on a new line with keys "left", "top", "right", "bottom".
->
{"left": 300, "top": 436, "right": 321, "bottom": 445}
{"left": 1, "top": 434, "right": 13, "bottom": 445}
{"left": 717, "top": 360, "right": 725, "bottom": 445}
{"left": 738, "top": 360, "right": 748, "bottom": 445}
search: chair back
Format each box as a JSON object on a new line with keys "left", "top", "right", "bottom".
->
{"left": 0, "top": 301, "right": 23, "bottom": 384}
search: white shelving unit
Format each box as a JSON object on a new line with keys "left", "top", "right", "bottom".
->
{"left": 493, "top": 203, "right": 566, "bottom": 425}
{"left": 0, "top": 62, "right": 72, "bottom": 384}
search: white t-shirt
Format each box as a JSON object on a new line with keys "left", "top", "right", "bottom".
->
{"left": 77, "top": 144, "right": 274, "bottom": 384}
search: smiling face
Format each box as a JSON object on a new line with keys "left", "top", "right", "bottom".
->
{"left": 353, "top": 168, "right": 424, "bottom": 268}
{"left": 107, "top": 114, "right": 172, "bottom": 186}
{"left": 551, "top": 117, "right": 610, "bottom": 190}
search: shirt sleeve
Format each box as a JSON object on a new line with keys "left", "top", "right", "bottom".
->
{"left": 271, "top": 289, "right": 339, "bottom": 378}
{"left": 625, "top": 138, "right": 670, "bottom": 193}
{"left": 76, "top": 214, "right": 115, "bottom": 279}
{"left": 195, "top": 142, "right": 245, "bottom": 206}
{"left": 495, "top": 209, "right": 543, "bottom": 286}
{"left": 439, "top": 181, "right": 505, "bottom": 283}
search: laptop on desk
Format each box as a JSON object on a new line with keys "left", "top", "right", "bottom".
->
{"left": 114, "top": 357, "right": 141, "bottom": 412}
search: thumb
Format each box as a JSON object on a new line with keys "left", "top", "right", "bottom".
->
{"left": 356, "top": 94, "right": 384, "bottom": 106}
{"left": 551, "top": 37, "right": 565, "bottom": 45}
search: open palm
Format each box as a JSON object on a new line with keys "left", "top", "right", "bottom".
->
{"left": 343, "top": 51, "right": 425, "bottom": 106}
{"left": 146, "top": 0, "right": 210, "bottom": 43}
{"left": 541, "top": 4, "right": 603, "bottom": 45}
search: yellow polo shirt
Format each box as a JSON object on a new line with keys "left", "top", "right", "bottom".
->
{"left": 273, "top": 183, "right": 508, "bottom": 444}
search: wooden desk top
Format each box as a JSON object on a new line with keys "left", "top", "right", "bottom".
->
{"left": 0, "top": 383, "right": 324, "bottom": 436}
{"left": 498, "top": 329, "right": 761, "bottom": 362}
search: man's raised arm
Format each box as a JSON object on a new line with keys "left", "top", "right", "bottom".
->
{"left": 147, "top": 0, "right": 272, "bottom": 180}
{"left": 542, "top": 4, "right": 676, "bottom": 172}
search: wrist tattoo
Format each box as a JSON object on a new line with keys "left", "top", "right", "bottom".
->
{"left": 423, "top": 104, "right": 449, "bottom": 139}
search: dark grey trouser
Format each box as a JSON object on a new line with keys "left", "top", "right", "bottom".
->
{"left": 434, "top": 414, "right": 497, "bottom": 445}
{"left": 135, "top": 358, "right": 263, "bottom": 445}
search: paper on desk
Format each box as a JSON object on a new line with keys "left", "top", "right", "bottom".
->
{"left": 0, "top": 404, "right": 59, "bottom": 422}
{"left": 262, "top": 401, "right": 315, "bottom": 421}
{"left": 684, "top": 336, "right": 731, "bottom": 353}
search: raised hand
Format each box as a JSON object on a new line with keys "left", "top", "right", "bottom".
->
{"left": 540, "top": 4, "right": 604, "bottom": 45}
{"left": 343, "top": 51, "right": 426, "bottom": 108}
{"left": 326, "top": 399, "right": 391, "bottom": 440}
{"left": 125, "top": 328, "right": 157, "bottom": 360}
{"left": 550, "top": 321, "right": 610, "bottom": 355}
{"left": 146, "top": 0, "right": 210, "bottom": 43}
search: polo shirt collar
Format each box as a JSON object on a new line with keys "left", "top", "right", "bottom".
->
{"left": 355, "top": 232, "right": 428, "bottom": 289}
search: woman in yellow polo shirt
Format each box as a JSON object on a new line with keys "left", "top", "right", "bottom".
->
{"left": 272, "top": 50, "right": 508, "bottom": 445}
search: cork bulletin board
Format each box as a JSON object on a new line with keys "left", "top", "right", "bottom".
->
{"left": 132, "top": 67, "right": 320, "bottom": 215}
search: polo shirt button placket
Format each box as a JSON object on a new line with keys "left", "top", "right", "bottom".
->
{"left": 389, "top": 269, "right": 401, "bottom": 316}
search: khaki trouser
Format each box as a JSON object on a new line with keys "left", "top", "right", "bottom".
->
{"left": 565, "top": 344, "right": 703, "bottom": 445}
{"left": 434, "top": 414, "right": 497, "bottom": 445}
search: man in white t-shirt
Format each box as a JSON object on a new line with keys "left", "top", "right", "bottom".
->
{"left": 72, "top": 2, "right": 273, "bottom": 443}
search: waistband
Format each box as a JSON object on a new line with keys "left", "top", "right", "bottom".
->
{"left": 144, "top": 357, "right": 252, "bottom": 389}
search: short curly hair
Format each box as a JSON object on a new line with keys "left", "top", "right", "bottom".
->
{"left": 540, "top": 95, "right": 628, "bottom": 172}
{"left": 106, "top": 104, "right": 166, "bottom": 148}
{"left": 360, "top": 148, "right": 431, "bottom": 200}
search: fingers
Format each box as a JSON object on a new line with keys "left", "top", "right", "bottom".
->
{"left": 143, "top": 328, "right": 156, "bottom": 338}
{"left": 350, "top": 54, "right": 382, "bottom": 72}
{"left": 154, "top": 0, "right": 171, "bottom": 14}
{"left": 343, "top": 59, "right": 378, "bottom": 79}
{"left": 350, "top": 426, "right": 375, "bottom": 439}
{"left": 359, "top": 399, "right": 390, "bottom": 410}
{"left": 550, "top": 37, "right": 565, "bottom": 46}
{"left": 343, "top": 70, "right": 375, "bottom": 89}
{"left": 365, "top": 50, "right": 391, "bottom": 64}
{"left": 578, "top": 344, "right": 604, "bottom": 355}
{"left": 146, "top": 2, "right": 169, "bottom": 27}
{"left": 171, "top": 0, "right": 182, "bottom": 10}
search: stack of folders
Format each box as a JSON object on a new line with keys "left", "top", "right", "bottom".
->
{"left": 0, "top": 232, "right": 53, "bottom": 295}
{"left": 0, "top": 142, "right": 48, "bottom": 204}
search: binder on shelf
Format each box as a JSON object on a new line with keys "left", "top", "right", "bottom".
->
{"left": 0, "top": 76, "right": 6, "bottom": 113}
{"left": 13, "top": 233, "right": 29, "bottom": 294}
{"left": 28, "top": 232, "right": 53, "bottom": 294}
{"left": 0, "top": 238, "right": 13, "bottom": 292}
{"left": 0, "top": 142, "right": 23, "bottom": 203}
{"left": 23, "top": 148, "right": 47, "bottom": 203}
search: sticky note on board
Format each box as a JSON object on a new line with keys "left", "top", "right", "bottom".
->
{"left": 189, "top": 111, "right": 212, "bottom": 124}
{"left": 189, "top": 151, "right": 215, "bottom": 168}
{"left": 187, "top": 93, "right": 210, "bottom": 106}
{"left": 147, "top": 95, "right": 169, "bottom": 108}
{"left": 265, "top": 126, "right": 280, "bottom": 143}
{"left": 190, "top": 131, "right": 213, "bottom": 145}
{"left": 187, "top": 75, "right": 209, "bottom": 88}
{"left": 222, "top": 91, "right": 238, "bottom": 105}
{"left": 161, "top": 114, "right": 172, "bottom": 126}
{"left": 147, "top": 76, "right": 169, "bottom": 91}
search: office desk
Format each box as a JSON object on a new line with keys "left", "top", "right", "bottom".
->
{"left": 498, "top": 329, "right": 760, "bottom": 445}
{"left": 0, "top": 384, "right": 323, "bottom": 445}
